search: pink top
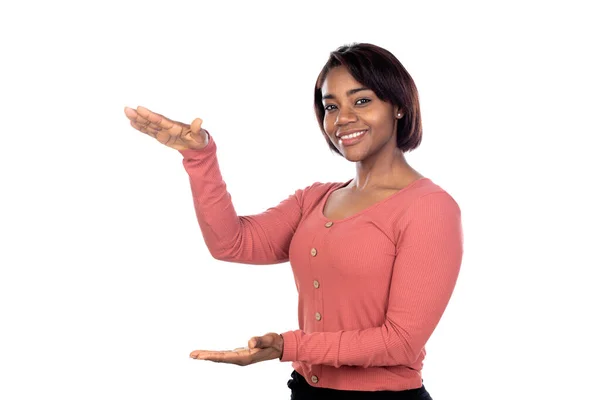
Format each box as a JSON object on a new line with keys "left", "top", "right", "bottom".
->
{"left": 179, "top": 133, "right": 464, "bottom": 391}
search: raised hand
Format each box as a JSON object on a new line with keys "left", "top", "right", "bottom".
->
{"left": 189, "top": 332, "right": 284, "bottom": 366}
{"left": 124, "top": 106, "right": 209, "bottom": 151}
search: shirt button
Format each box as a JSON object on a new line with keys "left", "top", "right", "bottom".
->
{"left": 311, "top": 375, "right": 319, "bottom": 383}
{"left": 324, "top": 221, "right": 333, "bottom": 228}
{"left": 315, "top": 312, "right": 322, "bottom": 321}
{"left": 310, "top": 248, "right": 317, "bottom": 256}
{"left": 313, "top": 280, "right": 320, "bottom": 289}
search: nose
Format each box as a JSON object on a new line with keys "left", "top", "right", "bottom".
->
{"left": 335, "top": 106, "right": 358, "bottom": 126}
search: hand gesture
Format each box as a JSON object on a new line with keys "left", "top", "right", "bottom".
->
{"left": 124, "top": 106, "right": 209, "bottom": 151}
{"left": 189, "top": 333, "right": 284, "bottom": 366}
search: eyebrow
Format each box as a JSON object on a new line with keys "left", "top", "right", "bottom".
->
{"left": 322, "top": 87, "right": 371, "bottom": 100}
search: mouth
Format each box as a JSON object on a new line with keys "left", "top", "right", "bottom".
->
{"left": 336, "top": 129, "right": 368, "bottom": 147}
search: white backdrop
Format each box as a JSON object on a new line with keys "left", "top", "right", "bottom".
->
{"left": 1, "top": 1, "right": 598, "bottom": 399}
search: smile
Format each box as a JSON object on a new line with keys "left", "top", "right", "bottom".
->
{"left": 338, "top": 130, "right": 367, "bottom": 146}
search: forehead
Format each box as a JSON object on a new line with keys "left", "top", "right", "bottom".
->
{"left": 322, "top": 66, "right": 364, "bottom": 94}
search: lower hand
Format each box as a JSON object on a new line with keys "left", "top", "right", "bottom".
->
{"left": 189, "top": 332, "right": 284, "bottom": 366}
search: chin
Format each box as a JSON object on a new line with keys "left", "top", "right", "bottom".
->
{"left": 341, "top": 149, "right": 369, "bottom": 162}
{"left": 334, "top": 133, "right": 374, "bottom": 162}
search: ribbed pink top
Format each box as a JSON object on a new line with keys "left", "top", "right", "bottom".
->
{"left": 179, "top": 133, "right": 463, "bottom": 391}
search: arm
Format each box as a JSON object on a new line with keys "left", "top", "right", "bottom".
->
{"left": 179, "top": 133, "right": 307, "bottom": 265}
{"left": 279, "top": 192, "right": 464, "bottom": 367}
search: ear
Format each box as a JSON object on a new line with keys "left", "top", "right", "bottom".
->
{"left": 394, "top": 106, "right": 404, "bottom": 119}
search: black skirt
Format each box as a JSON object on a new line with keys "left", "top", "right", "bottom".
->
{"left": 287, "top": 370, "right": 433, "bottom": 400}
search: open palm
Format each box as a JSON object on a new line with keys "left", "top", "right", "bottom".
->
{"left": 190, "top": 333, "right": 284, "bottom": 366}
{"left": 124, "top": 106, "right": 208, "bottom": 151}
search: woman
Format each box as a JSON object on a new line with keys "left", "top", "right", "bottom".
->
{"left": 124, "top": 43, "right": 463, "bottom": 400}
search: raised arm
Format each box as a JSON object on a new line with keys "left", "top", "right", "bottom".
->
{"left": 279, "top": 191, "right": 464, "bottom": 367}
{"left": 179, "top": 133, "right": 307, "bottom": 264}
{"left": 124, "top": 105, "right": 307, "bottom": 265}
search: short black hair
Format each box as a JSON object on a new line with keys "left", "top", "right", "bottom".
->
{"left": 314, "top": 43, "right": 423, "bottom": 155}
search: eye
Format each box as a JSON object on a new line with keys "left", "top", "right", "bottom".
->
{"left": 355, "top": 98, "right": 371, "bottom": 106}
{"left": 324, "top": 104, "right": 337, "bottom": 112}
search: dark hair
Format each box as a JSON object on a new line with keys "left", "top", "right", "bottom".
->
{"left": 314, "top": 43, "right": 422, "bottom": 154}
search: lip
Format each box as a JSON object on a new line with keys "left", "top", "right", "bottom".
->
{"left": 336, "top": 128, "right": 369, "bottom": 138}
{"left": 337, "top": 129, "right": 368, "bottom": 147}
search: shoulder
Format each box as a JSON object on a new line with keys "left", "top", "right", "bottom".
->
{"left": 295, "top": 180, "right": 347, "bottom": 199}
{"left": 398, "top": 181, "right": 463, "bottom": 240}
{"left": 403, "top": 178, "right": 461, "bottom": 217}
{"left": 383, "top": 179, "right": 462, "bottom": 241}
{"left": 291, "top": 180, "right": 348, "bottom": 210}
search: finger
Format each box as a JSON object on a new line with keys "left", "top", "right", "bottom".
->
{"left": 125, "top": 107, "right": 163, "bottom": 130}
{"left": 131, "top": 122, "right": 156, "bottom": 138}
{"left": 190, "top": 118, "right": 203, "bottom": 134}
{"left": 137, "top": 106, "right": 171, "bottom": 127}
{"left": 190, "top": 349, "right": 232, "bottom": 358}
{"left": 187, "top": 118, "right": 207, "bottom": 143}
{"left": 248, "top": 337, "right": 261, "bottom": 349}
{"left": 135, "top": 119, "right": 163, "bottom": 131}
{"left": 125, "top": 107, "right": 149, "bottom": 126}
{"left": 196, "top": 351, "right": 224, "bottom": 362}
{"left": 137, "top": 106, "right": 182, "bottom": 134}
{"left": 249, "top": 334, "right": 274, "bottom": 349}
{"left": 131, "top": 121, "right": 158, "bottom": 138}
{"left": 135, "top": 105, "right": 154, "bottom": 120}
{"left": 134, "top": 115, "right": 152, "bottom": 126}
{"left": 192, "top": 351, "right": 232, "bottom": 364}
{"left": 190, "top": 347, "right": 252, "bottom": 357}
{"left": 124, "top": 106, "right": 137, "bottom": 120}
{"left": 190, "top": 348, "right": 257, "bottom": 366}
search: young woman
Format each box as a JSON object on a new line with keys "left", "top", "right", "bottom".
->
{"left": 124, "top": 43, "right": 463, "bottom": 400}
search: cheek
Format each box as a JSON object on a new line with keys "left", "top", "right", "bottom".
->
{"left": 369, "top": 111, "right": 395, "bottom": 132}
{"left": 323, "top": 114, "right": 336, "bottom": 133}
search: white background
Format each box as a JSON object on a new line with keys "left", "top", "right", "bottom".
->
{"left": 1, "top": 1, "right": 598, "bottom": 399}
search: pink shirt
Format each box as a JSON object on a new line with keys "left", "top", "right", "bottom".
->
{"left": 179, "top": 133, "right": 463, "bottom": 391}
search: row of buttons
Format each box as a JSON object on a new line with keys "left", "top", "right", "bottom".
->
{"left": 308, "top": 221, "right": 333, "bottom": 385}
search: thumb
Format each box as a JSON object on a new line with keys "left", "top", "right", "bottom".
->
{"left": 190, "top": 118, "right": 204, "bottom": 134}
{"left": 188, "top": 118, "right": 208, "bottom": 146}
{"left": 248, "top": 334, "right": 270, "bottom": 349}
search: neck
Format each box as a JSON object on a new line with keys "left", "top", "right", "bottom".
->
{"left": 351, "top": 146, "right": 418, "bottom": 191}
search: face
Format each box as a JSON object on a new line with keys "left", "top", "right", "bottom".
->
{"left": 321, "top": 66, "right": 402, "bottom": 162}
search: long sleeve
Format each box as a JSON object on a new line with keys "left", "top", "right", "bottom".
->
{"left": 280, "top": 191, "right": 463, "bottom": 367}
{"left": 179, "top": 133, "right": 308, "bottom": 265}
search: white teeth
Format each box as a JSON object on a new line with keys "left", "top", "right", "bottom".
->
{"left": 339, "top": 130, "right": 366, "bottom": 140}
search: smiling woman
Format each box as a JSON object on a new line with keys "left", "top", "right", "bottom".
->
{"left": 124, "top": 42, "right": 462, "bottom": 400}
{"left": 314, "top": 43, "right": 422, "bottom": 160}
